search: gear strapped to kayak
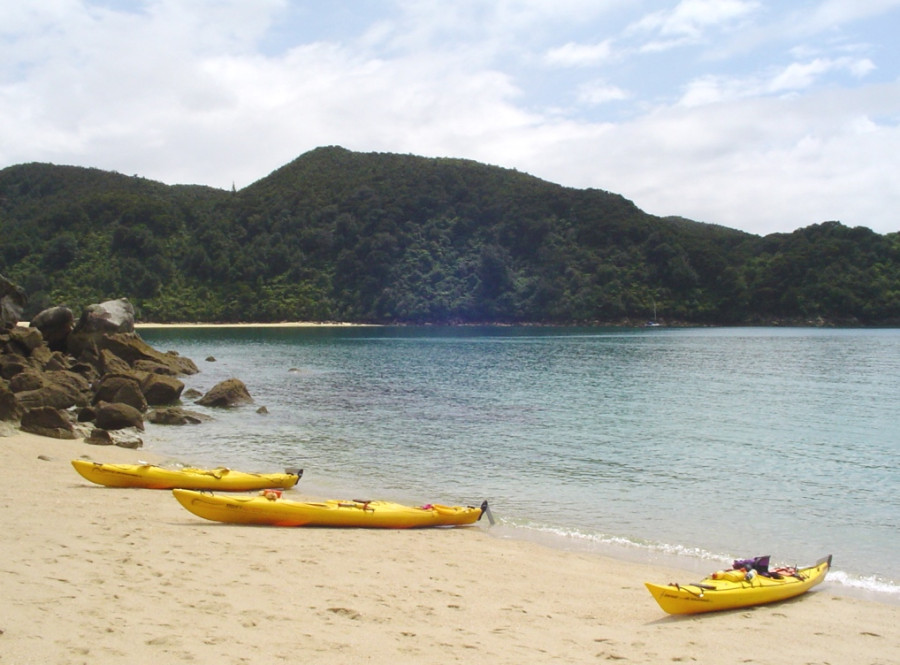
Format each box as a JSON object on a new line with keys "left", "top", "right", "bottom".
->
{"left": 645, "top": 554, "right": 832, "bottom": 614}
{"left": 730, "top": 555, "right": 803, "bottom": 580}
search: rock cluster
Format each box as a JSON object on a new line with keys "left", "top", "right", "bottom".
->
{"left": 0, "top": 286, "right": 253, "bottom": 448}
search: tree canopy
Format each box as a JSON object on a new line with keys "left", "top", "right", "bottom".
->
{"left": 1, "top": 147, "right": 898, "bottom": 325}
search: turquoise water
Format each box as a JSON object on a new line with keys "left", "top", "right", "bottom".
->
{"left": 140, "top": 326, "right": 900, "bottom": 602}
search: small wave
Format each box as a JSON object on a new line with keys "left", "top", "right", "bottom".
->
{"left": 491, "top": 518, "right": 733, "bottom": 570}
{"left": 826, "top": 570, "right": 900, "bottom": 600}
{"left": 493, "top": 518, "right": 900, "bottom": 605}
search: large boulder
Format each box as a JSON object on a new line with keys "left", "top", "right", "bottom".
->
{"left": 42, "top": 351, "right": 72, "bottom": 372}
{"left": 99, "top": 348, "right": 132, "bottom": 375}
{"left": 16, "top": 375, "right": 91, "bottom": 410}
{"left": 0, "top": 354, "right": 29, "bottom": 380}
{"left": 30, "top": 306, "right": 75, "bottom": 351}
{"left": 30, "top": 345, "right": 55, "bottom": 369}
{"left": 141, "top": 373, "right": 184, "bottom": 405}
{"left": 15, "top": 370, "right": 93, "bottom": 411}
{"left": 20, "top": 406, "right": 77, "bottom": 439}
{"left": 92, "top": 374, "right": 148, "bottom": 412}
{"left": 6, "top": 325, "right": 44, "bottom": 356}
{"left": 69, "top": 360, "right": 100, "bottom": 384}
{"left": 196, "top": 378, "right": 253, "bottom": 407}
{"left": 44, "top": 370, "right": 92, "bottom": 401}
{"left": 74, "top": 298, "right": 135, "bottom": 335}
{"left": 67, "top": 300, "right": 139, "bottom": 361}
{"left": 70, "top": 332, "right": 198, "bottom": 376}
{"left": 0, "top": 275, "right": 26, "bottom": 329}
{"left": 94, "top": 401, "right": 144, "bottom": 431}
{"left": 8, "top": 369, "right": 44, "bottom": 393}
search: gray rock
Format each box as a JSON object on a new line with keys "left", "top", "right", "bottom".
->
{"left": 73, "top": 298, "right": 135, "bottom": 335}
{"left": 85, "top": 427, "right": 143, "bottom": 449}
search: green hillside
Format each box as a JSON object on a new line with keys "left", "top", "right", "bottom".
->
{"left": 1, "top": 146, "right": 898, "bottom": 325}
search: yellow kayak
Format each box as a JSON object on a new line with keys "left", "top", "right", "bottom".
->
{"left": 172, "top": 489, "right": 489, "bottom": 528}
{"left": 645, "top": 555, "right": 832, "bottom": 614}
{"left": 71, "top": 460, "right": 302, "bottom": 491}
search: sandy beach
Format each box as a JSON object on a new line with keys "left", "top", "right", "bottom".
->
{"left": 133, "top": 321, "right": 372, "bottom": 328}
{"left": 2, "top": 430, "right": 898, "bottom": 665}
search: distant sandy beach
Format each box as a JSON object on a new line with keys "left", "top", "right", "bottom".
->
{"left": 3, "top": 429, "right": 899, "bottom": 664}
{"left": 134, "top": 321, "right": 373, "bottom": 328}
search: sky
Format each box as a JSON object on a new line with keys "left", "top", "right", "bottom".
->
{"left": 1, "top": 1, "right": 899, "bottom": 236}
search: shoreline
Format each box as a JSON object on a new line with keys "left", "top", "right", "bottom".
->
{"left": 2, "top": 429, "right": 899, "bottom": 663}
{"left": 134, "top": 321, "right": 375, "bottom": 328}
{"left": 143, "top": 423, "right": 900, "bottom": 608}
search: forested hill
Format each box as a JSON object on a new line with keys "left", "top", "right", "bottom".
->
{"left": 1, "top": 146, "right": 898, "bottom": 325}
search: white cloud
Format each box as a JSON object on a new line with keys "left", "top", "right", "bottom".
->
{"left": 803, "top": 0, "right": 900, "bottom": 32}
{"left": 768, "top": 57, "right": 874, "bottom": 92}
{"left": 1, "top": 0, "right": 899, "bottom": 235}
{"left": 545, "top": 40, "right": 615, "bottom": 67}
{"left": 533, "top": 84, "right": 900, "bottom": 234}
{"left": 679, "top": 75, "right": 745, "bottom": 107}
{"left": 577, "top": 80, "right": 630, "bottom": 105}
{"left": 631, "top": 0, "right": 761, "bottom": 50}
{"left": 679, "top": 54, "right": 878, "bottom": 107}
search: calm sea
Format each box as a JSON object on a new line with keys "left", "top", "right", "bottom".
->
{"left": 139, "top": 326, "right": 900, "bottom": 604}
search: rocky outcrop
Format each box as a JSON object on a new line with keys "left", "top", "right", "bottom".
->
{"left": 197, "top": 378, "right": 253, "bottom": 407}
{"left": 6, "top": 356, "right": 93, "bottom": 412}
{"left": 84, "top": 427, "right": 143, "bottom": 449}
{"left": 0, "top": 382, "right": 23, "bottom": 421}
{"left": 92, "top": 374, "right": 148, "bottom": 412}
{"left": 0, "top": 275, "right": 26, "bottom": 329}
{"left": 0, "top": 355, "right": 29, "bottom": 381}
{"left": 80, "top": 333, "right": 198, "bottom": 376}
{"left": 74, "top": 298, "right": 135, "bottom": 335}
{"left": 6, "top": 325, "right": 43, "bottom": 354}
{"left": 183, "top": 388, "right": 203, "bottom": 400}
{"left": 30, "top": 306, "right": 74, "bottom": 351}
{"left": 0, "top": 287, "right": 198, "bottom": 446}
{"left": 20, "top": 406, "right": 77, "bottom": 439}
{"left": 94, "top": 401, "right": 145, "bottom": 431}
{"left": 9, "top": 370, "right": 44, "bottom": 393}
{"left": 0, "top": 276, "right": 258, "bottom": 449}
{"left": 147, "top": 407, "right": 211, "bottom": 425}
{"left": 141, "top": 374, "right": 184, "bottom": 405}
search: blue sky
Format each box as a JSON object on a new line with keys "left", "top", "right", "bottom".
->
{"left": 1, "top": 0, "right": 898, "bottom": 235}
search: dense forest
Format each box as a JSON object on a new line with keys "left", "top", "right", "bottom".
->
{"left": 1, "top": 146, "right": 898, "bottom": 325}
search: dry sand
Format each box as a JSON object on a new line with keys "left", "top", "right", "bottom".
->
{"left": 2, "top": 430, "right": 898, "bottom": 665}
